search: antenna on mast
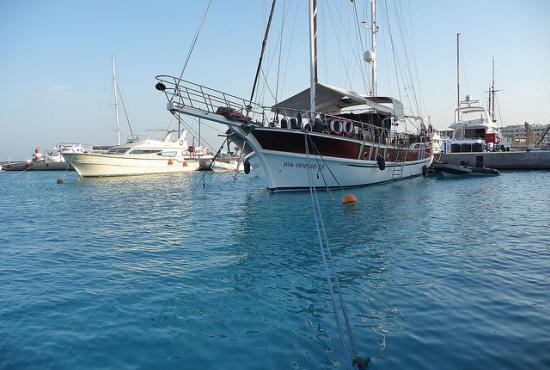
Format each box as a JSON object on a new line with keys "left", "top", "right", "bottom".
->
{"left": 112, "top": 57, "right": 121, "bottom": 146}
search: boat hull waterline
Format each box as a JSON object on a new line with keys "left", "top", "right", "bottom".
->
{"left": 63, "top": 153, "right": 200, "bottom": 177}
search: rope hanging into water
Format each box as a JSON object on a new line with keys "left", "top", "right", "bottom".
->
{"left": 303, "top": 132, "right": 368, "bottom": 370}
{"left": 191, "top": 137, "right": 228, "bottom": 193}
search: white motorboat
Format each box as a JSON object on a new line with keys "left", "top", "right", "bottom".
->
{"left": 447, "top": 38, "right": 508, "bottom": 154}
{"left": 448, "top": 95, "right": 506, "bottom": 153}
{"left": 154, "top": 0, "right": 432, "bottom": 191}
{"left": 62, "top": 130, "right": 201, "bottom": 177}
{"left": 199, "top": 153, "right": 245, "bottom": 172}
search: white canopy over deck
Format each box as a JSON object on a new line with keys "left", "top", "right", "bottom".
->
{"left": 271, "top": 83, "right": 405, "bottom": 120}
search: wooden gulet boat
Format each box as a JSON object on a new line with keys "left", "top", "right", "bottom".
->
{"left": 155, "top": 0, "right": 433, "bottom": 191}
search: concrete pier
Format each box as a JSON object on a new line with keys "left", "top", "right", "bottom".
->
{"left": 438, "top": 150, "right": 550, "bottom": 169}
{"left": 1, "top": 161, "right": 73, "bottom": 171}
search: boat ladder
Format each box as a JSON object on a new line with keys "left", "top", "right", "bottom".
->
{"left": 392, "top": 148, "right": 408, "bottom": 179}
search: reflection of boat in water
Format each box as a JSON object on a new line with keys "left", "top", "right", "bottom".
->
{"left": 63, "top": 130, "right": 201, "bottom": 177}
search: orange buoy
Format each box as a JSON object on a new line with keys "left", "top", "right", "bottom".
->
{"left": 167, "top": 159, "right": 174, "bottom": 165}
{"left": 341, "top": 193, "right": 357, "bottom": 205}
{"left": 183, "top": 161, "right": 188, "bottom": 167}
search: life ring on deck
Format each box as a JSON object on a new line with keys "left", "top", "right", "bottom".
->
{"left": 377, "top": 154, "right": 385, "bottom": 170}
{"left": 343, "top": 120, "right": 354, "bottom": 136}
{"left": 330, "top": 120, "right": 342, "bottom": 135}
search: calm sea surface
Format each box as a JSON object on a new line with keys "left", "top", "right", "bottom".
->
{"left": 1, "top": 170, "right": 549, "bottom": 369}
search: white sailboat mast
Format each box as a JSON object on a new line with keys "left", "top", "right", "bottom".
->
{"left": 370, "top": 0, "right": 377, "bottom": 97}
{"left": 308, "top": 0, "right": 318, "bottom": 121}
{"left": 112, "top": 57, "right": 121, "bottom": 146}
{"left": 456, "top": 33, "right": 461, "bottom": 109}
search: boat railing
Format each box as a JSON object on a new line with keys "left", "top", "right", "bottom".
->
{"left": 270, "top": 107, "right": 417, "bottom": 149}
{"left": 155, "top": 75, "right": 268, "bottom": 125}
{"left": 155, "top": 76, "right": 424, "bottom": 150}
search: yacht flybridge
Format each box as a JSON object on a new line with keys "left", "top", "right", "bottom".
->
{"left": 62, "top": 130, "right": 204, "bottom": 177}
{"left": 154, "top": 0, "right": 432, "bottom": 191}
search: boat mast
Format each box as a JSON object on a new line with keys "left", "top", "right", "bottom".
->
{"left": 370, "top": 0, "right": 377, "bottom": 97}
{"left": 456, "top": 33, "right": 460, "bottom": 108}
{"left": 309, "top": 0, "right": 318, "bottom": 121}
{"left": 112, "top": 57, "right": 121, "bottom": 146}
{"left": 490, "top": 57, "right": 496, "bottom": 122}
{"left": 248, "top": 0, "right": 277, "bottom": 113}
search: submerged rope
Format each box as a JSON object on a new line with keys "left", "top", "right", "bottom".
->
{"left": 303, "top": 131, "right": 367, "bottom": 370}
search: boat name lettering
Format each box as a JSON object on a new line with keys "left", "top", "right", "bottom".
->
{"left": 283, "top": 161, "right": 325, "bottom": 170}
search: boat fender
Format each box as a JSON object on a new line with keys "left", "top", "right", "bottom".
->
{"left": 244, "top": 161, "right": 251, "bottom": 174}
{"left": 167, "top": 159, "right": 174, "bottom": 165}
{"left": 183, "top": 161, "right": 188, "bottom": 167}
{"left": 422, "top": 165, "right": 427, "bottom": 177}
{"left": 304, "top": 123, "right": 312, "bottom": 132}
{"left": 155, "top": 82, "right": 166, "bottom": 91}
{"left": 377, "top": 154, "right": 385, "bottom": 170}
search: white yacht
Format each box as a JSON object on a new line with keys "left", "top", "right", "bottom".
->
{"left": 62, "top": 130, "right": 202, "bottom": 177}
{"left": 448, "top": 95, "right": 505, "bottom": 153}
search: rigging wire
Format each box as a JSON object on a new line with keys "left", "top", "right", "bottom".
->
{"left": 393, "top": 1, "right": 423, "bottom": 117}
{"left": 114, "top": 81, "right": 136, "bottom": 139}
{"left": 274, "top": 0, "right": 287, "bottom": 102}
{"left": 178, "top": 0, "right": 214, "bottom": 81}
{"left": 328, "top": 0, "right": 369, "bottom": 93}
{"left": 278, "top": 1, "right": 300, "bottom": 100}
{"left": 350, "top": 0, "right": 370, "bottom": 94}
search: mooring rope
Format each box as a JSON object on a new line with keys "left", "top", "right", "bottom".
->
{"left": 303, "top": 131, "right": 366, "bottom": 370}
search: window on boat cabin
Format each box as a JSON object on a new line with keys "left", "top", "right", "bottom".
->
{"left": 129, "top": 149, "right": 162, "bottom": 155}
{"left": 157, "top": 150, "right": 177, "bottom": 157}
{"left": 108, "top": 147, "right": 129, "bottom": 154}
{"left": 464, "top": 128, "right": 486, "bottom": 139}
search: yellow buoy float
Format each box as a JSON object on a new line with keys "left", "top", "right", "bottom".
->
{"left": 341, "top": 193, "right": 357, "bottom": 204}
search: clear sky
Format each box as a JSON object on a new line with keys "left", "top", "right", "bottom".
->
{"left": 1, "top": 0, "right": 549, "bottom": 160}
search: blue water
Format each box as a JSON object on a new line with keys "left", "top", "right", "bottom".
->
{"left": 1, "top": 170, "right": 549, "bottom": 369}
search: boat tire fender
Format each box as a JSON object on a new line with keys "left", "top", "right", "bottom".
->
{"left": 377, "top": 154, "right": 385, "bottom": 170}
{"left": 244, "top": 161, "right": 251, "bottom": 174}
{"left": 422, "top": 165, "right": 427, "bottom": 177}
